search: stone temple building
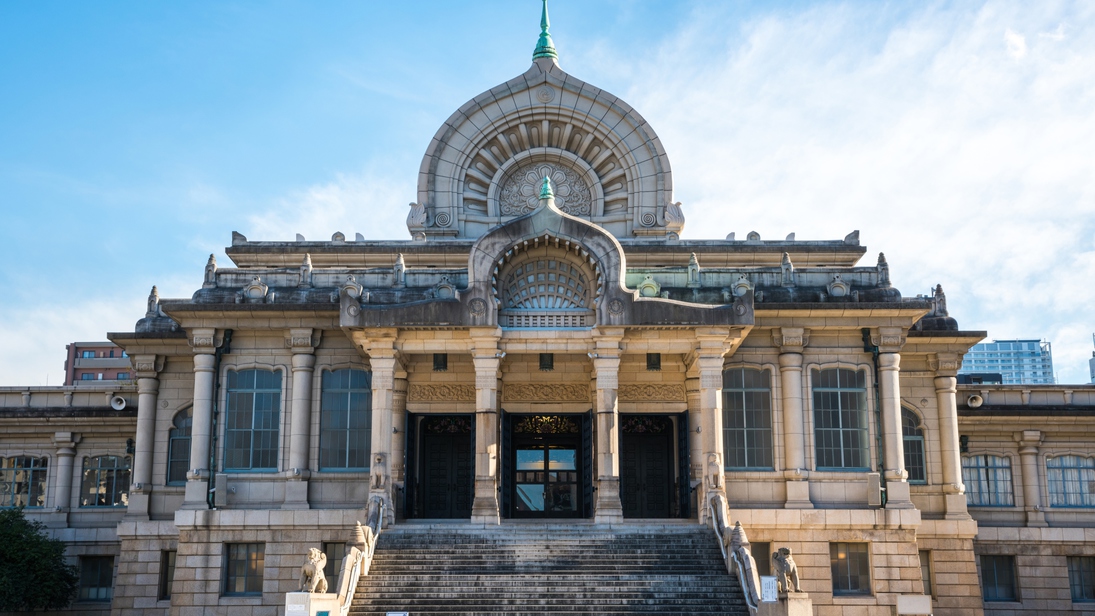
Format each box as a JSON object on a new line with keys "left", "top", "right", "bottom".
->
{"left": 3, "top": 4, "right": 1095, "bottom": 616}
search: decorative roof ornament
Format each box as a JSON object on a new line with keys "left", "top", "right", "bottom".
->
{"left": 532, "top": 0, "right": 558, "bottom": 61}
{"left": 539, "top": 176, "right": 554, "bottom": 201}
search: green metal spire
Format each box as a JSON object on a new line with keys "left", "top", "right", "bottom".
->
{"left": 532, "top": 0, "right": 558, "bottom": 60}
{"left": 539, "top": 176, "right": 554, "bottom": 200}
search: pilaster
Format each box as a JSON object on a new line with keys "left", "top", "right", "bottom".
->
{"left": 874, "top": 327, "right": 912, "bottom": 509}
{"left": 183, "top": 329, "right": 219, "bottom": 510}
{"left": 471, "top": 330, "right": 502, "bottom": 524}
{"left": 774, "top": 328, "right": 812, "bottom": 509}
{"left": 284, "top": 329, "right": 320, "bottom": 510}
{"left": 593, "top": 328, "right": 624, "bottom": 523}
{"left": 49, "top": 432, "right": 80, "bottom": 527}
{"left": 127, "top": 354, "right": 164, "bottom": 520}
{"left": 1015, "top": 430, "right": 1047, "bottom": 527}
{"left": 358, "top": 329, "right": 400, "bottom": 526}
{"left": 693, "top": 327, "right": 731, "bottom": 523}
{"left": 931, "top": 352, "right": 969, "bottom": 519}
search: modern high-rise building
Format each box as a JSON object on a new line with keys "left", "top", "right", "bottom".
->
{"left": 959, "top": 339, "right": 1055, "bottom": 385}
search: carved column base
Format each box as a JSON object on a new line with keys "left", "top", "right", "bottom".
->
{"left": 594, "top": 477, "right": 624, "bottom": 523}
{"left": 758, "top": 592, "right": 813, "bottom": 616}
{"left": 282, "top": 480, "right": 310, "bottom": 510}
{"left": 181, "top": 480, "right": 210, "bottom": 510}
{"left": 784, "top": 480, "right": 813, "bottom": 509}
{"left": 885, "top": 481, "right": 915, "bottom": 509}
{"left": 943, "top": 493, "right": 971, "bottom": 520}
{"left": 472, "top": 478, "right": 500, "bottom": 524}
{"left": 124, "top": 492, "right": 151, "bottom": 520}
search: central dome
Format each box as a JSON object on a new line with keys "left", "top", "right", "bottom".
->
{"left": 410, "top": 6, "right": 679, "bottom": 242}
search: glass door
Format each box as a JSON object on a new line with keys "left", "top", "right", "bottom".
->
{"left": 515, "top": 445, "right": 579, "bottom": 515}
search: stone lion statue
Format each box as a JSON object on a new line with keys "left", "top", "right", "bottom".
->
{"left": 299, "top": 548, "right": 328, "bottom": 594}
{"left": 773, "top": 547, "right": 800, "bottom": 593}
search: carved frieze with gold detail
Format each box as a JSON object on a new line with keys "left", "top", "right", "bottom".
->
{"left": 407, "top": 384, "right": 476, "bottom": 402}
{"left": 618, "top": 384, "right": 687, "bottom": 402}
{"left": 503, "top": 383, "right": 590, "bottom": 403}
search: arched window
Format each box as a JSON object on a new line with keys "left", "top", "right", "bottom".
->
{"left": 902, "top": 408, "right": 926, "bottom": 484}
{"left": 167, "top": 409, "right": 192, "bottom": 485}
{"left": 497, "top": 248, "right": 597, "bottom": 328}
{"left": 225, "top": 369, "right": 282, "bottom": 471}
{"left": 812, "top": 368, "right": 869, "bottom": 470}
{"left": 722, "top": 368, "right": 773, "bottom": 470}
{"left": 80, "top": 455, "right": 131, "bottom": 507}
{"left": 1048, "top": 455, "right": 1095, "bottom": 508}
{"left": 962, "top": 454, "right": 1013, "bottom": 506}
{"left": 0, "top": 456, "right": 48, "bottom": 508}
{"left": 319, "top": 369, "right": 372, "bottom": 471}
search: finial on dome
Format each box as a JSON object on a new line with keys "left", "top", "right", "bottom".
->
{"left": 539, "top": 176, "right": 554, "bottom": 200}
{"left": 533, "top": 0, "right": 558, "bottom": 61}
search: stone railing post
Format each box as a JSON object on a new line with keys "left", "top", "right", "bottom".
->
{"left": 128, "top": 355, "right": 163, "bottom": 519}
{"left": 471, "top": 329, "right": 502, "bottom": 524}
{"left": 875, "top": 327, "right": 912, "bottom": 508}
{"left": 774, "top": 328, "right": 812, "bottom": 509}
{"left": 285, "top": 329, "right": 319, "bottom": 510}
{"left": 1016, "top": 430, "right": 1047, "bottom": 527}
{"left": 593, "top": 329, "right": 624, "bottom": 523}
{"left": 183, "top": 329, "right": 218, "bottom": 509}
{"left": 931, "top": 353, "right": 968, "bottom": 519}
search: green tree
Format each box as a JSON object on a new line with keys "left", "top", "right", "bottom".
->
{"left": 0, "top": 508, "right": 78, "bottom": 611}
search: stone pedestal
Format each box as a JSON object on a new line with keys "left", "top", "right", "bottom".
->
{"left": 886, "top": 480, "right": 916, "bottom": 509}
{"left": 758, "top": 592, "right": 812, "bottom": 616}
{"left": 784, "top": 478, "right": 812, "bottom": 509}
{"left": 285, "top": 592, "right": 340, "bottom": 615}
{"left": 283, "top": 479, "right": 310, "bottom": 510}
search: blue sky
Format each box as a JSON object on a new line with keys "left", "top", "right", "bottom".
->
{"left": 1, "top": 1, "right": 1093, "bottom": 385}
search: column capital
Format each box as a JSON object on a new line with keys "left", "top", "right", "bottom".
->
{"left": 871, "top": 326, "right": 907, "bottom": 353}
{"left": 1015, "top": 429, "right": 1043, "bottom": 452}
{"left": 285, "top": 328, "right": 321, "bottom": 354}
{"left": 929, "top": 353, "right": 963, "bottom": 377}
{"left": 772, "top": 327, "right": 809, "bottom": 353}
{"left": 132, "top": 355, "right": 165, "bottom": 379}
{"left": 188, "top": 328, "right": 222, "bottom": 354}
{"left": 52, "top": 432, "right": 81, "bottom": 452}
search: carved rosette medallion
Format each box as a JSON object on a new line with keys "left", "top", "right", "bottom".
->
{"left": 607, "top": 299, "right": 625, "bottom": 315}
{"left": 618, "top": 384, "right": 687, "bottom": 402}
{"left": 408, "top": 384, "right": 476, "bottom": 402}
{"left": 468, "top": 298, "right": 488, "bottom": 318}
{"left": 503, "top": 383, "right": 590, "bottom": 402}
{"left": 500, "top": 163, "right": 592, "bottom": 217}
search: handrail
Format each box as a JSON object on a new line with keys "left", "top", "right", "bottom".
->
{"left": 706, "top": 495, "right": 759, "bottom": 614}
{"left": 335, "top": 495, "right": 386, "bottom": 616}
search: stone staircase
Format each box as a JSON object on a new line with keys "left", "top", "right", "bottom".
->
{"left": 351, "top": 523, "right": 749, "bottom": 616}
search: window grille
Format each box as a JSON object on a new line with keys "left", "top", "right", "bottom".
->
{"left": 830, "top": 542, "right": 871, "bottom": 595}
{"left": 80, "top": 455, "right": 130, "bottom": 507}
{"left": 498, "top": 253, "right": 596, "bottom": 329}
{"left": 902, "top": 409, "right": 926, "bottom": 484}
{"left": 0, "top": 456, "right": 48, "bottom": 508}
{"left": 78, "top": 556, "right": 115, "bottom": 602}
{"left": 166, "top": 410, "right": 192, "bottom": 485}
{"left": 224, "top": 543, "right": 265, "bottom": 596}
{"left": 1048, "top": 455, "right": 1095, "bottom": 508}
{"left": 962, "top": 455, "right": 1014, "bottom": 506}
{"left": 980, "top": 554, "right": 1017, "bottom": 601}
{"left": 319, "top": 369, "right": 372, "bottom": 471}
{"left": 813, "top": 368, "right": 869, "bottom": 470}
{"left": 1069, "top": 556, "right": 1095, "bottom": 602}
{"left": 722, "top": 368, "right": 774, "bottom": 470}
{"left": 224, "top": 369, "right": 281, "bottom": 471}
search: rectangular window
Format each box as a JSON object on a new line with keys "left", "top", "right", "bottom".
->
{"left": 646, "top": 353, "right": 661, "bottom": 371}
{"left": 830, "top": 543, "right": 871, "bottom": 596}
{"left": 962, "top": 455, "right": 1015, "bottom": 506}
{"left": 116, "top": 372, "right": 130, "bottom": 380}
{"left": 1069, "top": 556, "right": 1095, "bottom": 602}
{"left": 224, "top": 543, "right": 265, "bottom": 596}
{"left": 0, "top": 456, "right": 49, "bottom": 508}
{"left": 323, "top": 542, "right": 346, "bottom": 583}
{"left": 539, "top": 353, "right": 554, "bottom": 371}
{"left": 224, "top": 369, "right": 282, "bottom": 471}
{"left": 78, "top": 556, "right": 115, "bottom": 602}
{"left": 919, "top": 550, "right": 933, "bottom": 597}
{"left": 433, "top": 353, "right": 448, "bottom": 372}
{"left": 81, "top": 373, "right": 94, "bottom": 381}
{"left": 167, "top": 411, "right": 192, "bottom": 485}
{"left": 752, "top": 542, "right": 771, "bottom": 576}
{"left": 981, "top": 554, "right": 1017, "bottom": 602}
{"left": 903, "top": 409, "right": 926, "bottom": 484}
{"left": 79, "top": 455, "right": 131, "bottom": 507}
{"left": 82, "top": 350, "right": 95, "bottom": 358}
{"left": 319, "top": 369, "right": 372, "bottom": 471}
{"left": 159, "top": 550, "right": 177, "bottom": 600}
{"left": 1048, "top": 456, "right": 1095, "bottom": 508}
{"left": 723, "top": 368, "right": 774, "bottom": 470}
{"left": 813, "top": 369, "right": 870, "bottom": 470}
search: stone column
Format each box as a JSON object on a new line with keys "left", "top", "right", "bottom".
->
{"left": 593, "top": 329, "right": 624, "bottom": 523}
{"left": 1015, "top": 430, "right": 1047, "bottom": 527}
{"left": 128, "top": 355, "right": 163, "bottom": 519}
{"left": 932, "top": 353, "right": 968, "bottom": 519}
{"left": 875, "top": 327, "right": 912, "bottom": 509}
{"left": 471, "top": 330, "right": 502, "bottom": 524}
{"left": 183, "top": 330, "right": 218, "bottom": 509}
{"left": 51, "top": 432, "right": 80, "bottom": 524}
{"left": 774, "top": 328, "right": 812, "bottom": 509}
{"left": 284, "top": 329, "right": 319, "bottom": 510}
{"left": 391, "top": 372, "right": 408, "bottom": 492}
{"left": 364, "top": 331, "right": 399, "bottom": 527}
{"left": 694, "top": 328, "right": 731, "bottom": 524}
{"left": 685, "top": 374, "right": 702, "bottom": 515}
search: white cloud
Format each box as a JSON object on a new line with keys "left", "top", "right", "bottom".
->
{"left": 575, "top": 0, "right": 1095, "bottom": 383}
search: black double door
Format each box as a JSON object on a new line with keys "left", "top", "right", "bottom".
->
{"left": 620, "top": 415, "right": 677, "bottom": 519}
{"left": 408, "top": 415, "right": 473, "bottom": 519}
